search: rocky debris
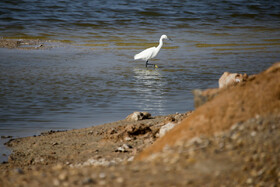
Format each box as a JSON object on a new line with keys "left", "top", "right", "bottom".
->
{"left": 72, "top": 157, "right": 125, "bottom": 168}
{"left": 103, "top": 123, "right": 155, "bottom": 142}
{"left": 158, "top": 122, "right": 177, "bottom": 138}
{"left": 82, "top": 177, "right": 96, "bottom": 185}
{"left": 40, "top": 130, "right": 67, "bottom": 136}
{"left": 143, "top": 114, "right": 280, "bottom": 186}
{"left": 157, "top": 113, "right": 192, "bottom": 138}
{"left": 115, "top": 144, "right": 133, "bottom": 152}
{"left": 52, "top": 142, "right": 59, "bottom": 146}
{"left": 125, "top": 111, "right": 152, "bottom": 121}
{"left": 218, "top": 72, "right": 248, "bottom": 88}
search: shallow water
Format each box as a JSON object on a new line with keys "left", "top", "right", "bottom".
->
{"left": 0, "top": 0, "right": 280, "bottom": 162}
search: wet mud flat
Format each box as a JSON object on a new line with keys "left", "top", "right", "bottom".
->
{"left": 0, "top": 38, "right": 51, "bottom": 50}
{"left": 0, "top": 63, "right": 279, "bottom": 186}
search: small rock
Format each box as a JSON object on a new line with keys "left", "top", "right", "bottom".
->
{"left": 231, "top": 132, "right": 240, "bottom": 140}
{"left": 82, "top": 177, "right": 95, "bottom": 185}
{"left": 53, "top": 164, "right": 63, "bottom": 170}
{"left": 98, "top": 180, "right": 106, "bottom": 186}
{"left": 116, "top": 177, "right": 124, "bottom": 183}
{"left": 246, "top": 178, "right": 253, "bottom": 184}
{"left": 58, "top": 172, "right": 68, "bottom": 181}
{"left": 174, "top": 114, "right": 182, "bottom": 122}
{"left": 124, "top": 136, "right": 132, "bottom": 141}
{"left": 164, "top": 116, "right": 175, "bottom": 122}
{"left": 159, "top": 122, "right": 176, "bottom": 138}
{"left": 99, "top": 172, "right": 106, "bottom": 179}
{"left": 230, "top": 123, "right": 240, "bottom": 131}
{"left": 53, "top": 179, "right": 60, "bottom": 186}
{"left": 127, "top": 156, "right": 134, "bottom": 162}
{"left": 52, "top": 142, "right": 58, "bottom": 146}
{"left": 115, "top": 147, "right": 126, "bottom": 152}
{"left": 122, "top": 144, "right": 133, "bottom": 149}
{"left": 250, "top": 131, "right": 257, "bottom": 137}
{"left": 125, "top": 111, "right": 151, "bottom": 121}
{"left": 14, "top": 168, "right": 24, "bottom": 174}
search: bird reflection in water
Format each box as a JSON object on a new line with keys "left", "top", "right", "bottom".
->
{"left": 132, "top": 68, "right": 167, "bottom": 114}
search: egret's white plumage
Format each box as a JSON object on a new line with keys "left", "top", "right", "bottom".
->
{"left": 134, "top": 35, "right": 171, "bottom": 67}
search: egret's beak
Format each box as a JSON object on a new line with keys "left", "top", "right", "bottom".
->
{"left": 168, "top": 37, "right": 173, "bottom": 41}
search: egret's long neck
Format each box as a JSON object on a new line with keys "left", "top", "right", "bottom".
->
{"left": 155, "top": 37, "right": 164, "bottom": 55}
{"left": 157, "top": 37, "right": 163, "bottom": 50}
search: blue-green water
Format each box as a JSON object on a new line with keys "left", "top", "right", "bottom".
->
{"left": 0, "top": 0, "right": 280, "bottom": 162}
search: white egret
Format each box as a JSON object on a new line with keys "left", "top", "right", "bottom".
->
{"left": 134, "top": 35, "right": 171, "bottom": 68}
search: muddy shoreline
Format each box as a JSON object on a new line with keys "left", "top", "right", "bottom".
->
{"left": 2, "top": 112, "right": 189, "bottom": 169}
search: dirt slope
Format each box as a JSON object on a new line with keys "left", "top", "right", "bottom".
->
{"left": 137, "top": 62, "right": 280, "bottom": 160}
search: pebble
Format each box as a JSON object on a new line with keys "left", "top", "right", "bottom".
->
{"left": 231, "top": 132, "right": 240, "bottom": 140}
{"left": 122, "top": 144, "right": 133, "bottom": 149}
{"left": 230, "top": 123, "right": 240, "bottom": 131}
{"left": 246, "top": 178, "right": 253, "bottom": 184}
{"left": 115, "top": 147, "right": 126, "bottom": 152}
{"left": 250, "top": 131, "right": 257, "bottom": 137}
{"left": 53, "top": 179, "right": 60, "bottom": 186}
{"left": 99, "top": 172, "right": 106, "bottom": 179}
{"left": 159, "top": 122, "right": 176, "bottom": 138}
{"left": 124, "top": 136, "right": 132, "bottom": 141}
{"left": 115, "top": 144, "right": 133, "bottom": 152}
{"left": 125, "top": 111, "right": 151, "bottom": 121}
{"left": 58, "top": 172, "right": 68, "bottom": 181}
{"left": 82, "top": 177, "right": 95, "bottom": 185}
{"left": 116, "top": 177, "right": 124, "bottom": 183}
{"left": 14, "top": 168, "right": 24, "bottom": 174}
{"left": 127, "top": 156, "right": 134, "bottom": 162}
{"left": 53, "top": 164, "right": 63, "bottom": 170}
{"left": 98, "top": 180, "right": 106, "bottom": 186}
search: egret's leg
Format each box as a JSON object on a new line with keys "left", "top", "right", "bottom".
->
{"left": 146, "top": 61, "right": 157, "bottom": 68}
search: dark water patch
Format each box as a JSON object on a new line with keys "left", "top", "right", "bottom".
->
{"left": 269, "top": 13, "right": 280, "bottom": 17}
{"left": 73, "top": 22, "right": 101, "bottom": 28}
{"left": 138, "top": 11, "right": 166, "bottom": 17}
{"left": 175, "top": 17, "right": 201, "bottom": 21}
{"left": 230, "top": 13, "right": 258, "bottom": 18}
